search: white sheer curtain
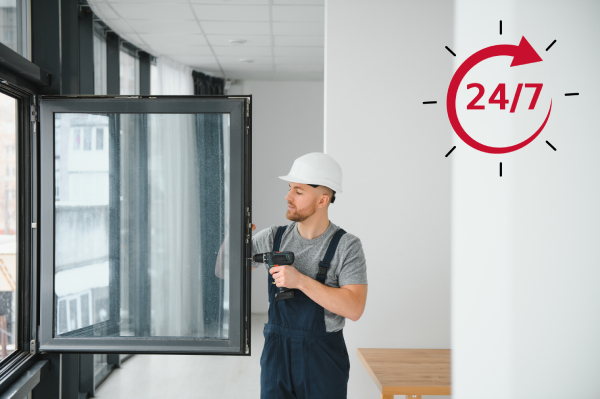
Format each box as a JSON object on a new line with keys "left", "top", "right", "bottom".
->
{"left": 149, "top": 56, "right": 199, "bottom": 336}
{"left": 150, "top": 57, "right": 194, "bottom": 95}
{"left": 149, "top": 113, "right": 202, "bottom": 337}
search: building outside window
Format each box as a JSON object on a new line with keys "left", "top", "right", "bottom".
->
{"left": 0, "top": 91, "right": 17, "bottom": 361}
{"left": 0, "top": 0, "right": 30, "bottom": 60}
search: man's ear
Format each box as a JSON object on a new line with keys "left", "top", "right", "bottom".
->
{"left": 318, "top": 193, "right": 330, "bottom": 208}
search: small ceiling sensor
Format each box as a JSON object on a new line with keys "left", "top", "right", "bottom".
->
{"left": 239, "top": 59, "right": 254, "bottom": 63}
{"left": 229, "top": 39, "right": 247, "bottom": 45}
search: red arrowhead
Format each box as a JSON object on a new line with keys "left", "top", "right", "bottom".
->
{"left": 510, "top": 36, "right": 542, "bottom": 67}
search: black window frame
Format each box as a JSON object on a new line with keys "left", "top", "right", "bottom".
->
{"left": 38, "top": 95, "right": 253, "bottom": 355}
{"left": 0, "top": 46, "right": 47, "bottom": 390}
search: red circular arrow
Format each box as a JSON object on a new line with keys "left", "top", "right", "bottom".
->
{"left": 447, "top": 37, "right": 552, "bottom": 154}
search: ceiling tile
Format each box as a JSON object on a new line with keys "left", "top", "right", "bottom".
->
{"left": 191, "top": 5, "right": 269, "bottom": 21}
{"left": 119, "top": 32, "right": 144, "bottom": 44}
{"left": 275, "top": 55, "right": 324, "bottom": 65}
{"left": 207, "top": 35, "right": 271, "bottom": 46}
{"left": 273, "top": 0, "right": 323, "bottom": 4}
{"left": 217, "top": 56, "right": 273, "bottom": 65}
{"left": 212, "top": 46, "right": 272, "bottom": 56}
{"left": 274, "top": 46, "right": 323, "bottom": 57}
{"left": 272, "top": 22, "right": 324, "bottom": 36}
{"left": 138, "top": 33, "right": 208, "bottom": 46}
{"left": 201, "top": 21, "right": 270, "bottom": 35}
{"left": 225, "top": 71, "right": 274, "bottom": 80}
{"left": 275, "top": 65, "right": 323, "bottom": 72}
{"left": 272, "top": 6, "right": 324, "bottom": 22}
{"left": 169, "top": 55, "right": 217, "bottom": 65}
{"left": 190, "top": 0, "right": 268, "bottom": 4}
{"left": 127, "top": 20, "right": 202, "bottom": 34}
{"left": 106, "top": 0, "right": 188, "bottom": 3}
{"left": 103, "top": 18, "right": 135, "bottom": 34}
{"left": 90, "top": 3, "right": 120, "bottom": 20}
{"left": 151, "top": 45, "right": 214, "bottom": 56}
{"left": 272, "top": 71, "right": 323, "bottom": 81}
{"left": 110, "top": 3, "right": 195, "bottom": 20}
{"left": 274, "top": 35, "right": 323, "bottom": 46}
{"left": 221, "top": 64, "right": 274, "bottom": 72}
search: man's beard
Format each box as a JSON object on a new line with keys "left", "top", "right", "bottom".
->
{"left": 286, "top": 202, "right": 318, "bottom": 222}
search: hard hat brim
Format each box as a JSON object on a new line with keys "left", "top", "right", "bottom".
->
{"left": 278, "top": 174, "right": 343, "bottom": 194}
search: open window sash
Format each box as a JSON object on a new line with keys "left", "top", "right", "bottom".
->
{"left": 37, "top": 96, "right": 252, "bottom": 355}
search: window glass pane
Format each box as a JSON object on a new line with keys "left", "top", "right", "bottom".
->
{"left": 93, "top": 32, "right": 107, "bottom": 95}
{"left": 120, "top": 51, "right": 139, "bottom": 95}
{"left": 54, "top": 112, "right": 231, "bottom": 339}
{"left": 0, "top": 91, "right": 17, "bottom": 360}
{"left": 83, "top": 127, "right": 92, "bottom": 151}
{"left": 0, "top": 0, "right": 30, "bottom": 60}
{"left": 95, "top": 128, "right": 104, "bottom": 151}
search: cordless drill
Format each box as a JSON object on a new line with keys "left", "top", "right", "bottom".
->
{"left": 252, "top": 251, "right": 296, "bottom": 301}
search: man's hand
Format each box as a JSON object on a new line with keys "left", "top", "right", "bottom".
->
{"left": 269, "top": 265, "right": 305, "bottom": 289}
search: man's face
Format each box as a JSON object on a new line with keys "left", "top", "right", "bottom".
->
{"left": 284, "top": 183, "right": 319, "bottom": 222}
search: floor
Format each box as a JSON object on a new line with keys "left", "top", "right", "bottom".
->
{"left": 95, "top": 312, "right": 268, "bottom": 399}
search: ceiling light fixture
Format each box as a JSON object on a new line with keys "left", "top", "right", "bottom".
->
{"left": 239, "top": 59, "right": 254, "bottom": 63}
{"left": 229, "top": 39, "right": 247, "bottom": 45}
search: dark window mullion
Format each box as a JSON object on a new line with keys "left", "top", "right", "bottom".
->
{"left": 106, "top": 33, "right": 120, "bottom": 96}
{"left": 78, "top": 7, "right": 94, "bottom": 95}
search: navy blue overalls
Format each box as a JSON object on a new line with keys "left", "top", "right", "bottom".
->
{"left": 260, "top": 225, "right": 350, "bottom": 399}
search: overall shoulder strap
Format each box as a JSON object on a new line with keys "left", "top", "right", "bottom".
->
{"left": 273, "top": 225, "right": 288, "bottom": 252}
{"left": 316, "top": 228, "right": 347, "bottom": 283}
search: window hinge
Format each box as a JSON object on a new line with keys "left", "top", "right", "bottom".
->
{"left": 30, "top": 339, "right": 37, "bottom": 355}
{"left": 31, "top": 102, "right": 39, "bottom": 133}
{"left": 246, "top": 207, "right": 251, "bottom": 243}
{"left": 245, "top": 318, "right": 249, "bottom": 354}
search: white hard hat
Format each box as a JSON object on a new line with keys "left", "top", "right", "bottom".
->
{"left": 279, "top": 152, "right": 343, "bottom": 194}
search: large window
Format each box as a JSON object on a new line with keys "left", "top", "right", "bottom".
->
{"left": 0, "top": 91, "right": 17, "bottom": 361}
{"left": 39, "top": 96, "right": 251, "bottom": 354}
{"left": 93, "top": 30, "right": 107, "bottom": 95}
{"left": 119, "top": 49, "right": 139, "bottom": 95}
{"left": 0, "top": 0, "right": 30, "bottom": 60}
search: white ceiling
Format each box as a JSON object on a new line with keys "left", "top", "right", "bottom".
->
{"left": 88, "top": 0, "right": 325, "bottom": 81}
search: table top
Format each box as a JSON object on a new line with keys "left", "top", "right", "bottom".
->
{"left": 357, "top": 348, "right": 451, "bottom": 396}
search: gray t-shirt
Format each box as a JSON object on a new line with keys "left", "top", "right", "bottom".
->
{"left": 251, "top": 221, "right": 368, "bottom": 332}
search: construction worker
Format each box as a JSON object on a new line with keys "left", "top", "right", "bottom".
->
{"left": 252, "top": 152, "right": 368, "bottom": 398}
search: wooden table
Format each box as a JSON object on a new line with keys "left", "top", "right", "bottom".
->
{"left": 357, "top": 349, "right": 451, "bottom": 399}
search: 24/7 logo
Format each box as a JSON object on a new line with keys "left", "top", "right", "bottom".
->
{"left": 446, "top": 37, "right": 551, "bottom": 154}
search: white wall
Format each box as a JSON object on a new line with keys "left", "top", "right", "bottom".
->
{"left": 325, "top": 1, "right": 453, "bottom": 398}
{"left": 228, "top": 80, "right": 324, "bottom": 313}
{"left": 453, "top": 1, "right": 600, "bottom": 398}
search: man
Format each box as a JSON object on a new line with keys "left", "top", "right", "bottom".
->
{"left": 252, "top": 152, "right": 368, "bottom": 399}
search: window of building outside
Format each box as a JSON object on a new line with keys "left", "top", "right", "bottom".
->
{"left": 0, "top": 0, "right": 30, "bottom": 60}
{"left": 93, "top": 31, "right": 107, "bottom": 95}
{"left": 0, "top": 91, "right": 17, "bottom": 362}
{"left": 120, "top": 49, "right": 139, "bottom": 95}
